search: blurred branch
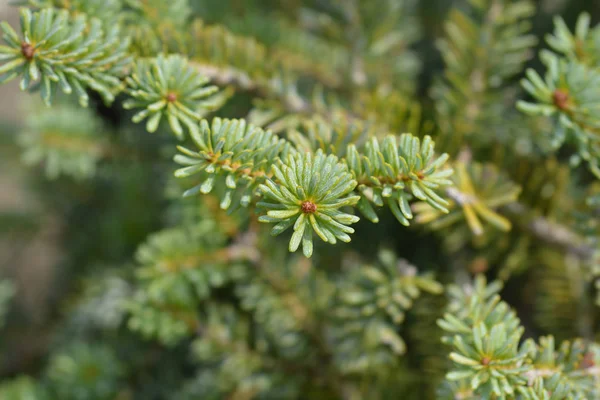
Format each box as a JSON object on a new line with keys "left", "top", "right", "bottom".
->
{"left": 503, "top": 202, "right": 595, "bottom": 261}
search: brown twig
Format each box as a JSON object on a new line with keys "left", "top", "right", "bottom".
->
{"left": 503, "top": 202, "right": 595, "bottom": 261}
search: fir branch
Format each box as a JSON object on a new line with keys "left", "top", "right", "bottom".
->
{"left": 122, "top": 0, "right": 192, "bottom": 56}
{"left": 235, "top": 278, "right": 312, "bottom": 360}
{"left": 186, "top": 17, "right": 348, "bottom": 92}
{"left": 175, "top": 117, "right": 453, "bottom": 257}
{"left": 439, "top": 276, "right": 600, "bottom": 399}
{"left": 438, "top": 276, "right": 528, "bottom": 398}
{"left": 518, "top": 50, "right": 600, "bottom": 177}
{"left": 218, "top": 11, "right": 350, "bottom": 88}
{"left": 433, "top": 0, "right": 538, "bottom": 155}
{"left": 521, "top": 336, "right": 600, "bottom": 399}
{"left": 18, "top": 101, "right": 108, "bottom": 180}
{"left": 127, "top": 222, "right": 258, "bottom": 345}
{"left": 186, "top": 19, "right": 309, "bottom": 114}
{"left": 46, "top": 343, "right": 124, "bottom": 400}
{"left": 258, "top": 150, "right": 360, "bottom": 258}
{"left": 184, "top": 304, "right": 305, "bottom": 399}
{"left": 0, "top": 7, "right": 131, "bottom": 106}
{"left": 415, "top": 161, "right": 521, "bottom": 235}
{"left": 545, "top": 12, "right": 600, "bottom": 67}
{"left": 184, "top": 21, "right": 374, "bottom": 133}
{"left": 16, "top": 0, "right": 122, "bottom": 25}
{"left": 124, "top": 54, "right": 222, "bottom": 139}
{"left": 285, "top": 114, "right": 372, "bottom": 159}
{"left": 3, "top": 3, "right": 599, "bottom": 398}
{"left": 174, "top": 118, "right": 296, "bottom": 211}
{"left": 331, "top": 250, "right": 443, "bottom": 373}
{"left": 347, "top": 134, "right": 452, "bottom": 225}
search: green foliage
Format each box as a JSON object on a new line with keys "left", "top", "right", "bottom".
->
{"left": 174, "top": 117, "right": 296, "bottom": 210}
{"left": 135, "top": 223, "right": 245, "bottom": 304}
{"left": 236, "top": 278, "right": 311, "bottom": 360}
{"left": 124, "top": 55, "right": 221, "bottom": 138}
{"left": 186, "top": 20, "right": 281, "bottom": 89}
{"left": 438, "top": 276, "right": 600, "bottom": 400}
{"left": 123, "top": 0, "right": 192, "bottom": 56}
{"left": 0, "top": 376, "right": 44, "bottom": 400}
{"left": 286, "top": 115, "right": 371, "bottom": 158}
{"left": 124, "top": 0, "right": 191, "bottom": 27}
{"left": 45, "top": 342, "right": 123, "bottom": 400}
{"left": 216, "top": 12, "right": 349, "bottom": 88}
{"left": 258, "top": 150, "right": 360, "bottom": 258}
{"left": 330, "top": 250, "right": 443, "bottom": 373}
{"left": 125, "top": 290, "right": 193, "bottom": 346}
{"left": 0, "top": 8, "right": 131, "bottom": 106}
{"left": 179, "top": 304, "right": 301, "bottom": 399}
{"left": 175, "top": 116, "right": 452, "bottom": 257}
{"left": 18, "top": 101, "right": 107, "bottom": 180}
{"left": 18, "top": 0, "right": 123, "bottom": 25}
{"left": 433, "top": 0, "right": 538, "bottom": 153}
{"left": 531, "top": 252, "right": 582, "bottom": 341}
{"left": 347, "top": 134, "right": 452, "bottom": 225}
{"left": 127, "top": 221, "right": 248, "bottom": 345}
{"left": 519, "top": 51, "right": 600, "bottom": 176}
{"left": 438, "top": 276, "right": 528, "bottom": 398}
{"left": 1, "top": 1, "right": 600, "bottom": 399}
{"left": 20, "top": 0, "right": 192, "bottom": 56}
{"left": 523, "top": 336, "right": 600, "bottom": 399}
{"left": 415, "top": 161, "right": 521, "bottom": 235}
{"left": 518, "top": 12, "right": 600, "bottom": 176}
{"left": 66, "top": 273, "right": 131, "bottom": 334}
{"left": 545, "top": 13, "right": 600, "bottom": 68}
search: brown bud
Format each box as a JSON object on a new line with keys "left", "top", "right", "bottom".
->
{"left": 469, "top": 257, "right": 489, "bottom": 274}
{"left": 166, "top": 92, "right": 177, "bottom": 103}
{"left": 301, "top": 201, "right": 317, "bottom": 214}
{"left": 21, "top": 42, "right": 35, "bottom": 60}
{"left": 552, "top": 89, "right": 570, "bottom": 110}
{"left": 481, "top": 357, "right": 491, "bottom": 366}
{"left": 581, "top": 352, "right": 595, "bottom": 369}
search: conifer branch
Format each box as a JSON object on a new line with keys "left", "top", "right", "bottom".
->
{"left": 439, "top": 275, "right": 600, "bottom": 399}
{"left": 348, "top": 135, "right": 452, "bottom": 225}
{"left": 258, "top": 150, "right": 360, "bottom": 258}
{"left": 0, "top": 8, "right": 131, "bottom": 106}
{"left": 174, "top": 118, "right": 296, "bottom": 211}
{"left": 175, "top": 117, "right": 453, "bottom": 257}
{"left": 414, "top": 161, "right": 520, "bottom": 235}
{"left": 331, "top": 250, "right": 443, "bottom": 373}
{"left": 16, "top": 0, "right": 122, "bottom": 25}
{"left": 434, "top": 0, "right": 537, "bottom": 155}
{"left": 0, "top": 2, "right": 599, "bottom": 398}
{"left": 124, "top": 54, "right": 222, "bottom": 139}
{"left": 18, "top": 102, "right": 108, "bottom": 180}
{"left": 518, "top": 50, "right": 600, "bottom": 177}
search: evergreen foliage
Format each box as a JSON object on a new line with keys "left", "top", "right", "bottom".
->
{"left": 0, "top": 0, "right": 599, "bottom": 399}
{"left": 124, "top": 55, "right": 221, "bottom": 138}
{"left": 0, "top": 8, "right": 130, "bottom": 106}
{"left": 438, "top": 276, "right": 600, "bottom": 399}
{"left": 18, "top": 101, "right": 107, "bottom": 179}
{"left": 258, "top": 150, "right": 360, "bottom": 257}
{"left": 518, "top": 12, "right": 600, "bottom": 177}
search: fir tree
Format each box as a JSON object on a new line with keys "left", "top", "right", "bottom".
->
{"left": 0, "top": 1, "right": 599, "bottom": 399}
